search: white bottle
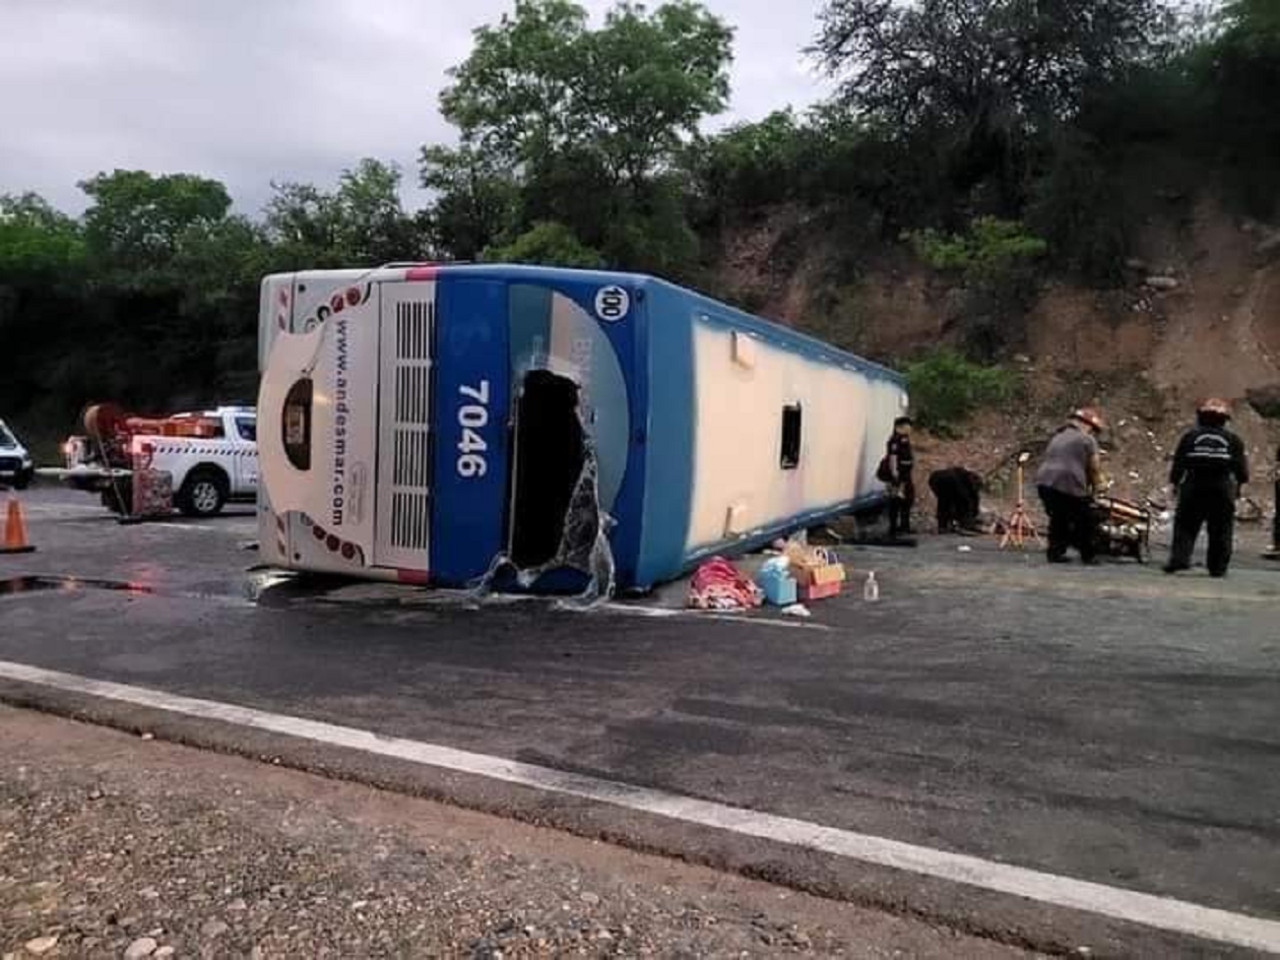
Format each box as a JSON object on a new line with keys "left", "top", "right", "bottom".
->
{"left": 863, "top": 571, "right": 879, "bottom": 602}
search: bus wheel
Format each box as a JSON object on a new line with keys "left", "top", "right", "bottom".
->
{"left": 178, "top": 468, "right": 228, "bottom": 518}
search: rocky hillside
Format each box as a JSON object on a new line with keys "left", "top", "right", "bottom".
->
{"left": 713, "top": 196, "right": 1280, "bottom": 521}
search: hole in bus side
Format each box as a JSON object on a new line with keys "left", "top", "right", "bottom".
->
{"left": 508, "top": 370, "right": 586, "bottom": 569}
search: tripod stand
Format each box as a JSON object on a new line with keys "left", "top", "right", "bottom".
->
{"left": 999, "top": 455, "right": 1042, "bottom": 550}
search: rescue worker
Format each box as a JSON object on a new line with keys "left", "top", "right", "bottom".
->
{"left": 929, "top": 466, "right": 983, "bottom": 533}
{"left": 1164, "top": 398, "right": 1249, "bottom": 577}
{"left": 1035, "top": 408, "right": 1105, "bottom": 564}
{"left": 885, "top": 416, "right": 915, "bottom": 537}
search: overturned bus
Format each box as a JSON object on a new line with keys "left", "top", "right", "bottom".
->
{"left": 256, "top": 264, "right": 907, "bottom": 592}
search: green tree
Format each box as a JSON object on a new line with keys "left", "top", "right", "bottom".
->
{"left": 419, "top": 143, "right": 518, "bottom": 260}
{"left": 79, "top": 170, "right": 232, "bottom": 280}
{"left": 266, "top": 159, "right": 423, "bottom": 266}
{"left": 812, "top": 0, "right": 1179, "bottom": 208}
{"left": 441, "top": 0, "right": 590, "bottom": 164}
{"left": 694, "top": 110, "right": 805, "bottom": 220}
{"left": 905, "top": 348, "right": 1015, "bottom": 436}
{"left": 600, "top": 174, "right": 699, "bottom": 277}
{"left": 333, "top": 159, "right": 425, "bottom": 264}
{"left": 483, "top": 220, "right": 604, "bottom": 267}
{"left": 0, "top": 192, "right": 85, "bottom": 281}
{"left": 264, "top": 181, "right": 342, "bottom": 254}
{"left": 578, "top": 1, "right": 734, "bottom": 190}
{"left": 430, "top": 0, "right": 732, "bottom": 273}
{"left": 909, "top": 217, "right": 1047, "bottom": 356}
{"left": 1199, "top": 0, "right": 1280, "bottom": 215}
{"left": 171, "top": 215, "right": 276, "bottom": 400}
{"left": 443, "top": 0, "right": 731, "bottom": 186}
{"left": 0, "top": 193, "right": 88, "bottom": 416}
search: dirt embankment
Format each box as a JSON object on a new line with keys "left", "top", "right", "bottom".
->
{"left": 713, "top": 196, "right": 1280, "bottom": 524}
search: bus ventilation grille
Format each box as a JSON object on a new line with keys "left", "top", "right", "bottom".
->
{"left": 391, "top": 490, "right": 430, "bottom": 550}
{"left": 387, "top": 298, "right": 433, "bottom": 551}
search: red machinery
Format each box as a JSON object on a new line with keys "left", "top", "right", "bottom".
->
{"left": 78, "top": 403, "right": 223, "bottom": 469}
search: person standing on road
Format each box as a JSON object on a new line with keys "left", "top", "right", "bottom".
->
{"left": 885, "top": 416, "right": 915, "bottom": 538}
{"left": 1035, "top": 408, "right": 1106, "bottom": 564}
{"left": 1164, "top": 398, "right": 1250, "bottom": 578}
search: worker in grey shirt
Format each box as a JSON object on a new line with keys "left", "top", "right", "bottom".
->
{"left": 1035, "top": 408, "right": 1105, "bottom": 564}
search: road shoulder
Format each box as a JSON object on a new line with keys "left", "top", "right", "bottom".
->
{"left": 0, "top": 704, "right": 1033, "bottom": 958}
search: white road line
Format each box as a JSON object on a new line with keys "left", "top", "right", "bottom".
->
{"left": 0, "top": 659, "right": 1276, "bottom": 954}
{"left": 599, "top": 603, "right": 834, "bottom": 631}
{"left": 339, "top": 590, "right": 832, "bottom": 631}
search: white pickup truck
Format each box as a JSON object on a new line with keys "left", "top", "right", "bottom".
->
{"left": 0, "top": 419, "right": 35, "bottom": 490}
{"left": 61, "top": 406, "right": 258, "bottom": 517}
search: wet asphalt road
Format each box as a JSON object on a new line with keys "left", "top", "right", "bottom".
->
{"left": 2, "top": 484, "right": 1278, "bottom": 956}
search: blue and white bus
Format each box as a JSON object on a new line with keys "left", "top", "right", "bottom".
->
{"left": 256, "top": 264, "right": 907, "bottom": 591}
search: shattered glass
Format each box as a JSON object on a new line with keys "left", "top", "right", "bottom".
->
{"left": 470, "top": 391, "right": 616, "bottom": 607}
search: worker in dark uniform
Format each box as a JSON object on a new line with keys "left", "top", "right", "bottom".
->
{"left": 1164, "top": 398, "right": 1250, "bottom": 577}
{"left": 885, "top": 416, "right": 915, "bottom": 537}
{"left": 929, "top": 466, "right": 983, "bottom": 533}
{"left": 1036, "top": 408, "right": 1105, "bottom": 564}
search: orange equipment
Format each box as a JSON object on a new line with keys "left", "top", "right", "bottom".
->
{"left": 998, "top": 452, "right": 1042, "bottom": 551}
{"left": 1, "top": 498, "right": 35, "bottom": 554}
{"left": 84, "top": 402, "right": 222, "bottom": 442}
{"left": 1198, "top": 397, "right": 1233, "bottom": 419}
{"left": 81, "top": 403, "right": 225, "bottom": 472}
{"left": 1071, "top": 407, "right": 1107, "bottom": 431}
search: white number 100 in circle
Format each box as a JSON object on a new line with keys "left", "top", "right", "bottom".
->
{"left": 456, "top": 380, "right": 490, "bottom": 478}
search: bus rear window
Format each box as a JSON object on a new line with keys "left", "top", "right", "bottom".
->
{"left": 283, "top": 380, "right": 312, "bottom": 470}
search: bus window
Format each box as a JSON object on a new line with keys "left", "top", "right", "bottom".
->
{"left": 282, "top": 380, "right": 312, "bottom": 470}
{"left": 780, "top": 403, "right": 802, "bottom": 469}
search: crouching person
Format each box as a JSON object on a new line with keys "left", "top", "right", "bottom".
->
{"left": 929, "top": 467, "right": 983, "bottom": 533}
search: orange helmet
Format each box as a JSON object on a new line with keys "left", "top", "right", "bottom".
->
{"left": 1071, "top": 407, "right": 1106, "bottom": 431}
{"left": 1198, "top": 397, "right": 1232, "bottom": 419}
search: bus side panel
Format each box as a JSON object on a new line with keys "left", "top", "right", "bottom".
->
{"left": 632, "top": 282, "right": 696, "bottom": 589}
{"left": 521, "top": 276, "right": 648, "bottom": 588}
{"left": 596, "top": 284, "right": 646, "bottom": 588}
{"left": 429, "top": 278, "right": 511, "bottom": 586}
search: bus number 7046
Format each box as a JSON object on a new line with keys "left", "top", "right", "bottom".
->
{"left": 457, "top": 380, "right": 490, "bottom": 478}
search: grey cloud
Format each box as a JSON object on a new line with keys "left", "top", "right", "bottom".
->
{"left": 0, "top": 0, "right": 829, "bottom": 216}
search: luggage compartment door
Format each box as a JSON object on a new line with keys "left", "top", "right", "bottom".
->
{"left": 374, "top": 282, "right": 434, "bottom": 570}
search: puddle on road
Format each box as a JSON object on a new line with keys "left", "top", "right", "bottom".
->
{"left": 0, "top": 575, "right": 157, "bottom": 597}
{"left": 0, "top": 572, "right": 279, "bottom": 606}
{"left": 0, "top": 570, "right": 437, "bottom": 610}
{"left": 0, "top": 571, "right": 829, "bottom": 629}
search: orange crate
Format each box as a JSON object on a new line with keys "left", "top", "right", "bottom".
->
{"left": 799, "top": 580, "right": 842, "bottom": 602}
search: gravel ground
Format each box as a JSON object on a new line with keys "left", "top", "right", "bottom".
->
{"left": 0, "top": 706, "right": 1031, "bottom": 959}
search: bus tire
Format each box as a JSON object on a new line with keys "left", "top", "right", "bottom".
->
{"left": 178, "top": 467, "right": 228, "bottom": 518}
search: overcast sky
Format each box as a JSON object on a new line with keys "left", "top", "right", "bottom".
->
{"left": 0, "top": 0, "right": 831, "bottom": 217}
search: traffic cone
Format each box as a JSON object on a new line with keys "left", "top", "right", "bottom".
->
{"left": 1, "top": 498, "right": 35, "bottom": 554}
